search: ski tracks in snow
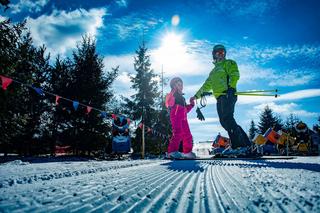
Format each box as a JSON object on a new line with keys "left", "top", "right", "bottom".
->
{"left": 0, "top": 158, "right": 319, "bottom": 212}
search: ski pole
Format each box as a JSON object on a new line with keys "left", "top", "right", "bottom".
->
{"left": 235, "top": 93, "right": 279, "bottom": 97}
{"left": 208, "top": 92, "right": 279, "bottom": 97}
{"left": 236, "top": 89, "right": 278, "bottom": 94}
{"left": 218, "top": 92, "right": 278, "bottom": 97}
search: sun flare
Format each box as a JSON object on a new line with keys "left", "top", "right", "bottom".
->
{"left": 153, "top": 32, "right": 189, "bottom": 71}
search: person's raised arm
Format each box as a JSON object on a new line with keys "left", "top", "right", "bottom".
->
{"left": 194, "top": 70, "right": 214, "bottom": 99}
{"left": 186, "top": 97, "right": 195, "bottom": 113}
{"left": 165, "top": 88, "right": 177, "bottom": 108}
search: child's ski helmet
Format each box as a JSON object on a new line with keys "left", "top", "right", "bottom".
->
{"left": 170, "top": 77, "right": 183, "bottom": 89}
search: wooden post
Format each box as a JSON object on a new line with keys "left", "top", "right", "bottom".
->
{"left": 286, "top": 134, "right": 289, "bottom": 156}
{"left": 142, "top": 123, "right": 145, "bottom": 159}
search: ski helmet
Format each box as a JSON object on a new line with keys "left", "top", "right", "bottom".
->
{"left": 212, "top": 44, "right": 226, "bottom": 60}
{"left": 212, "top": 44, "right": 226, "bottom": 54}
{"left": 170, "top": 77, "right": 183, "bottom": 89}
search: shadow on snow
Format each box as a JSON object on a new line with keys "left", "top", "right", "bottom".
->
{"left": 161, "top": 160, "right": 205, "bottom": 172}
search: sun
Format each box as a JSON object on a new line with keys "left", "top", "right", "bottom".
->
{"left": 161, "top": 32, "right": 183, "bottom": 50}
{"left": 153, "top": 32, "right": 188, "bottom": 69}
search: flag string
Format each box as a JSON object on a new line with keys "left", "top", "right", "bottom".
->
{"left": 0, "top": 74, "right": 170, "bottom": 141}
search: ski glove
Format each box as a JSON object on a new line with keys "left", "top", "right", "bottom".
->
{"left": 196, "top": 107, "right": 205, "bottom": 121}
{"left": 227, "top": 88, "right": 236, "bottom": 98}
{"left": 201, "top": 92, "right": 212, "bottom": 97}
{"left": 189, "top": 97, "right": 195, "bottom": 106}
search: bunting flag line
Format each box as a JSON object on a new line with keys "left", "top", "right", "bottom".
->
{"left": 86, "top": 106, "right": 92, "bottom": 114}
{"left": 0, "top": 75, "right": 13, "bottom": 90}
{"left": 32, "top": 86, "right": 45, "bottom": 96}
{"left": 137, "top": 122, "right": 170, "bottom": 141}
{"left": 100, "top": 112, "right": 107, "bottom": 118}
{"left": 73, "top": 101, "right": 79, "bottom": 111}
{"left": 0, "top": 74, "right": 170, "bottom": 141}
{"left": 0, "top": 74, "right": 116, "bottom": 118}
{"left": 55, "top": 96, "right": 60, "bottom": 105}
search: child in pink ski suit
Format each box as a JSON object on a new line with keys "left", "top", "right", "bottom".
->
{"left": 165, "top": 77, "right": 196, "bottom": 159}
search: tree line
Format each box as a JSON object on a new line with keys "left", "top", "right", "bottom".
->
{"left": 248, "top": 105, "right": 320, "bottom": 140}
{"left": 0, "top": 19, "right": 170, "bottom": 157}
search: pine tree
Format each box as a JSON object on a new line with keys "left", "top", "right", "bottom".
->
{"left": 283, "top": 114, "right": 300, "bottom": 135}
{"left": 0, "top": 19, "right": 26, "bottom": 156}
{"left": 46, "top": 56, "right": 74, "bottom": 155}
{"left": 124, "top": 42, "right": 160, "bottom": 155}
{"left": 12, "top": 32, "right": 51, "bottom": 156}
{"left": 0, "top": 20, "right": 50, "bottom": 156}
{"left": 67, "top": 35, "right": 118, "bottom": 155}
{"left": 258, "top": 105, "right": 283, "bottom": 134}
{"left": 248, "top": 120, "right": 258, "bottom": 140}
{"left": 0, "top": 0, "right": 10, "bottom": 11}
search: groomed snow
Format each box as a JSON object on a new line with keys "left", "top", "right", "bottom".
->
{"left": 0, "top": 157, "right": 319, "bottom": 212}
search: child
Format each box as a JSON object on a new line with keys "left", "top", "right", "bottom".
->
{"left": 165, "top": 77, "right": 196, "bottom": 159}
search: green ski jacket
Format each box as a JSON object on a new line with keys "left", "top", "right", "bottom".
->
{"left": 195, "top": 59, "right": 240, "bottom": 99}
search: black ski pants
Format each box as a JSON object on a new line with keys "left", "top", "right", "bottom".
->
{"left": 216, "top": 94, "right": 251, "bottom": 149}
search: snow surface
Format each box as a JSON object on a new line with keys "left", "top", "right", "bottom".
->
{"left": 0, "top": 157, "right": 319, "bottom": 212}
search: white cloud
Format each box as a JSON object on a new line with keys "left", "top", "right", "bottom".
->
{"left": 115, "top": 0, "right": 128, "bottom": 8}
{"left": 103, "top": 56, "right": 134, "bottom": 97}
{"left": 205, "top": 0, "right": 280, "bottom": 19}
{"left": 251, "top": 102, "right": 318, "bottom": 118}
{"left": 112, "top": 72, "right": 135, "bottom": 98}
{"left": 26, "top": 8, "right": 106, "bottom": 57}
{"left": 10, "top": 0, "right": 50, "bottom": 14}
{"left": 238, "top": 63, "right": 275, "bottom": 84}
{"left": 189, "top": 117, "right": 219, "bottom": 124}
{"left": 230, "top": 44, "right": 320, "bottom": 64}
{"left": 0, "top": 15, "right": 7, "bottom": 22}
{"left": 268, "top": 69, "right": 315, "bottom": 86}
{"left": 103, "top": 54, "right": 134, "bottom": 73}
{"left": 239, "top": 64, "right": 315, "bottom": 86}
{"left": 279, "top": 89, "right": 320, "bottom": 101}
{"left": 116, "top": 71, "right": 131, "bottom": 84}
{"left": 106, "top": 13, "right": 162, "bottom": 41}
{"left": 190, "top": 122, "right": 227, "bottom": 142}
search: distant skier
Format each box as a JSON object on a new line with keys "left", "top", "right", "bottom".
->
{"left": 193, "top": 44, "right": 252, "bottom": 156}
{"left": 165, "top": 77, "right": 196, "bottom": 159}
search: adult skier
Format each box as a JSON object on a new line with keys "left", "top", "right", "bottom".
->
{"left": 193, "top": 44, "right": 252, "bottom": 155}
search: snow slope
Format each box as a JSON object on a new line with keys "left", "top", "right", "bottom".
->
{"left": 0, "top": 157, "right": 319, "bottom": 212}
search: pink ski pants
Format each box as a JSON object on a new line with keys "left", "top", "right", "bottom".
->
{"left": 168, "top": 105, "right": 193, "bottom": 153}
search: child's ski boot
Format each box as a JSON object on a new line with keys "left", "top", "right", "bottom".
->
{"left": 182, "top": 152, "right": 197, "bottom": 159}
{"left": 167, "top": 151, "right": 184, "bottom": 159}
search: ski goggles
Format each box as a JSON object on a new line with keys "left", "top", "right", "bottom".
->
{"left": 212, "top": 49, "right": 225, "bottom": 59}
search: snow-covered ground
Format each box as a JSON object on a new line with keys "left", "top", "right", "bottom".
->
{"left": 0, "top": 157, "right": 319, "bottom": 212}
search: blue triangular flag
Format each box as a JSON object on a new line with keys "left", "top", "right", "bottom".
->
{"left": 33, "top": 86, "right": 45, "bottom": 96}
{"left": 73, "top": 101, "right": 79, "bottom": 110}
{"left": 100, "top": 112, "right": 107, "bottom": 118}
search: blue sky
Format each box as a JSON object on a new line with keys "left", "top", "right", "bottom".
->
{"left": 2, "top": 0, "right": 320, "bottom": 141}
